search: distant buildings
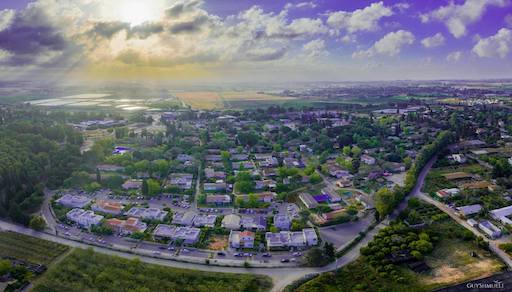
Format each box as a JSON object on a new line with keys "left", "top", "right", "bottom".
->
{"left": 205, "top": 194, "right": 232, "bottom": 205}
{"left": 240, "top": 216, "right": 267, "bottom": 231}
{"left": 192, "top": 214, "right": 217, "bottom": 227}
{"left": 456, "top": 204, "right": 482, "bottom": 217}
{"left": 66, "top": 209, "right": 103, "bottom": 229}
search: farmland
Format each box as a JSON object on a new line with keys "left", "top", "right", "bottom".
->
{"left": 0, "top": 231, "right": 69, "bottom": 265}
{"left": 175, "top": 90, "right": 296, "bottom": 109}
{"left": 34, "top": 248, "right": 273, "bottom": 292}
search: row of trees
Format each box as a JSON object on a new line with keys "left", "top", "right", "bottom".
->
{"left": 375, "top": 130, "right": 455, "bottom": 218}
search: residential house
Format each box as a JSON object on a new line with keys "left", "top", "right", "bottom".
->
{"left": 204, "top": 168, "right": 226, "bottom": 180}
{"left": 206, "top": 194, "right": 232, "bottom": 205}
{"left": 274, "top": 214, "right": 291, "bottom": 230}
{"left": 435, "top": 188, "right": 460, "bottom": 200}
{"left": 265, "top": 228, "right": 318, "bottom": 250}
{"left": 167, "top": 173, "right": 193, "bottom": 190}
{"left": 56, "top": 194, "right": 91, "bottom": 208}
{"left": 97, "top": 164, "right": 125, "bottom": 172}
{"left": 361, "top": 154, "right": 376, "bottom": 165}
{"left": 153, "top": 224, "right": 201, "bottom": 244}
{"left": 229, "top": 230, "right": 255, "bottom": 249}
{"left": 192, "top": 214, "right": 217, "bottom": 227}
{"left": 231, "top": 154, "right": 249, "bottom": 161}
{"left": 66, "top": 209, "right": 103, "bottom": 229}
{"left": 240, "top": 216, "right": 267, "bottom": 231}
{"left": 105, "top": 217, "right": 147, "bottom": 235}
{"left": 204, "top": 182, "right": 227, "bottom": 192}
{"left": 122, "top": 179, "right": 143, "bottom": 190}
{"left": 176, "top": 154, "right": 193, "bottom": 163}
{"left": 490, "top": 205, "right": 512, "bottom": 225}
{"left": 221, "top": 214, "right": 241, "bottom": 230}
{"left": 456, "top": 204, "right": 482, "bottom": 217}
{"left": 92, "top": 200, "right": 123, "bottom": 215}
{"left": 172, "top": 211, "right": 196, "bottom": 226}
{"left": 125, "top": 207, "right": 168, "bottom": 221}
{"left": 478, "top": 220, "right": 501, "bottom": 239}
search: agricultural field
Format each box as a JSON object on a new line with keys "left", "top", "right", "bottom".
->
{"left": 0, "top": 231, "right": 69, "bottom": 265}
{"left": 34, "top": 248, "right": 273, "bottom": 292}
{"left": 175, "top": 91, "right": 224, "bottom": 109}
{"left": 175, "top": 90, "right": 296, "bottom": 109}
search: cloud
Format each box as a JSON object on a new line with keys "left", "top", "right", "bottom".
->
{"left": 327, "top": 2, "right": 393, "bottom": 33}
{"left": 0, "top": 9, "right": 15, "bottom": 32}
{"left": 446, "top": 51, "right": 462, "bottom": 62}
{"left": 353, "top": 30, "right": 414, "bottom": 58}
{"left": 285, "top": 2, "right": 317, "bottom": 10}
{"left": 421, "top": 0, "right": 508, "bottom": 38}
{"left": 394, "top": 3, "right": 410, "bottom": 13}
{"left": 245, "top": 47, "right": 287, "bottom": 61}
{"left": 421, "top": 33, "right": 445, "bottom": 48}
{"left": 165, "top": 0, "right": 203, "bottom": 18}
{"left": 472, "top": 28, "right": 512, "bottom": 58}
{"left": 302, "top": 39, "right": 328, "bottom": 58}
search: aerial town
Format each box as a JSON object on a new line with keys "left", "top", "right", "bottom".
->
{"left": 1, "top": 0, "right": 512, "bottom": 292}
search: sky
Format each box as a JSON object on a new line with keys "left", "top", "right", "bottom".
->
{"left": 0, "top": 0, "right": 511, "bottom": 83}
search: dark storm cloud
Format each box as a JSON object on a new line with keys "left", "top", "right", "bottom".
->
{"left": 0, "top": 14, "right": 70, "bottom": 66}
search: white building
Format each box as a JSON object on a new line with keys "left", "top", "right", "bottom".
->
{"left": 265, "top": 228, "right": 318, "bottom": 250}
{"left": 490, "top": 205, "right": 512, "bottom": 225}
{"left": 221, "top": 214, "right": 241, "bottom": 230}
{"left": 66, "top": 208, "right": 103, "bottom": 229}
{"left": 172, "top": 211, "right": 196, "bottom": 226}
{"left": 56, "top": 194, "right": 91, "bottom": 208}
{"left": 229, "top": 230, "right": 255, "bottom": 248}
{"left": 478, "top": 220, "right": 501, "bottom": 239}
{"left": 125, "top": 207, "right": 168, "bottom": 221}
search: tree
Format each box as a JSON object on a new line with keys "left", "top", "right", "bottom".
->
{"left": 375, "top": 188, "right": 395, "bottom": 217}
{"left": 142, "top": 179, "right": 149, "bottom": 197}
{"left": 0, "top": 259, "right": 11, "bottom": 276}
{"left": 29, "top": 215, "right": 46, "bottom": 231}
{"left": 324, "top": 242, "right": 335, "bottom": 259}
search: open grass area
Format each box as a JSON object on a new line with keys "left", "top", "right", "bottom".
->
{"left": 34, "top": 248, "right": 273, "bottom": 292}
{"left": 419, "top": 236, "right": 504, "bottom": 290}
{"left": 0, "top": 231, "right": 69, "bottom": 265}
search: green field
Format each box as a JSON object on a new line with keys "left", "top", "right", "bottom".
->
{"left": 0, "top": 231, "right": 69, "bottom": 265}
{"left": 34, "top": 248, "right": 273, "bottom": 292}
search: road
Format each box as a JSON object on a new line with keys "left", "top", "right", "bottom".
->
{"left": 1, "top": 157, "right": 437, "bottom": 291}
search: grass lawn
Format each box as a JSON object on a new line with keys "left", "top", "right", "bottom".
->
{"left": 0, "top": 231, "right": 69, "bottom": 265}
{"left": 418, "top": 237, "right": 504, "bottom": 290}
{"left": 34, "top": 248, "right": 273, "bottom": 292}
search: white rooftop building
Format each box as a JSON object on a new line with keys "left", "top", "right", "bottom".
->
{"left": 66, "top": 208, "right": 103, "bottom": 229}
{"left": 490, "top": 205, "right": 512, "bottom": 225}
{"left": 125, "top": 207, "right": 168, "bottom": 221}
{"left": 56, "top": 194, "right": 91, "bottom": 208}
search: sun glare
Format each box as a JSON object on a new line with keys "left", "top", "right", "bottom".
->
{"left": 119, "top": 1, "right": 159, "bottom": 26}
